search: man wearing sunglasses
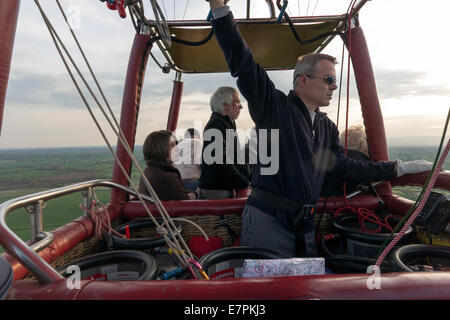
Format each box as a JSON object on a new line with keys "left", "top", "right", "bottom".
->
{"left": 205, "top": 0, "right": 433, "bottom": 258}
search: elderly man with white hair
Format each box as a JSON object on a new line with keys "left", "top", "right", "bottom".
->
{"left": 197, "top": 86, "right": 250, "bottom": 199}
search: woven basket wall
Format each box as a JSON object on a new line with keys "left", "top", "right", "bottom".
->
{"left": 124, "top": 214, "right": 242, "bottom": 248}
{"left": 21, "top": 212, "right": 334, "bottom": 280}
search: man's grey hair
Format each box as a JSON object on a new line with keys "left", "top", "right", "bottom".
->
{"left": 293, "top": 53, "right": 337, "bottom": 89}
{"left": 210, "top": 86, "right": 238, "bottom": 114}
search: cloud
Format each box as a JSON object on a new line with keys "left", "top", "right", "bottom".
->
{"left": 375, "top": 69, "right": 450, "bottom": 100}
{"left": 6, "top": 70, "right": 126, "bottom": 111}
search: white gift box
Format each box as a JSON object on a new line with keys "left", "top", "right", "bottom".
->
{"left": 241, "top": 258, "right": 325, "bottom": 278}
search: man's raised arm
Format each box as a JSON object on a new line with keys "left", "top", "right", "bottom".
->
{"left": 204, "top": 0, "right": 282, "bottom": 127}
{"left": 207, "top": 0, "right": 225, "bottom": 11}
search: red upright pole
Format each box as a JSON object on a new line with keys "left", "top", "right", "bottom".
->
{"left": 349, "top": 25, "right": 392, "bottom": 198}
{"left": 0, "top": 0, "right": 21, "bottom": 134}
{"left": 110, "top": 33, "right": 152, "bottom": 205}
{"left": 166, "top": 79, "right": 184, "bottom": 132}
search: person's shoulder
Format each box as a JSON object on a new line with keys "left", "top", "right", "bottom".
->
{"left": 347, "top": 149, "right": 370, "bottom": 161}
{"left": 319, "top": 113, "right": 338, "bottom": 130}
{"left": 148, "top": 161, "right": 178, "bottom": 174}
{"left": 206, "top": 113, "right": 230, "bottom": 129}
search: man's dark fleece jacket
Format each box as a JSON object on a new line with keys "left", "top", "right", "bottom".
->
{"left": 212, "top": 12, "right": 397, "bottom": 228}
{"left": 199, "top": 112, "right": 250, "bottom": 191}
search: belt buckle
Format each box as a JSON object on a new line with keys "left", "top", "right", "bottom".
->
{"left": 303, "top": 204, "right": 315, "bottom": 216}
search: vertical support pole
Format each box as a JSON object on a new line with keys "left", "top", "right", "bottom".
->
{"left": 349, "top": 25, "right": 392, "bottom": 197}
{"left": 110, "top": 33, "right": 152, "bottom": 205}
{"left": 246, "top": 0, "right": 251, "bottom": 19}
{"left": 29, "top": 200, "right": 44, "bottom": 243}
{"left": 0, "top": 0, "right": 21, "bottom": 134}
{"left": 81, "top": 187, "right": 93, "bottom": 217}
{"left": 166, "top": 71, "right": 183, "bottom": 132}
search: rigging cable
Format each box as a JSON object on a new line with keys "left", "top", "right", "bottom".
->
{"left": 335, "top": 42, "right": 346, "bottom": 127}
{"left": 182, "top": 0, "right": 190, "bottom": 21}
{"left": 331, "top": 0, "right": 386, "bottom": 235}
{"left": 147, "top": 0, "right": 342, "bottom": 49}
{"left": 161, "top": 0, "right": 169, "bottom": 21}
{"left": 311, "top": 0, "right": 319, "bottom": 16}
{"left": 131, "top": 0, "right": 214, "bottom": 47}
{"left": 335, "top": 0, "right": 357, "bottom": 214}
{"left": 276, "top": 1, "right": 343, "bottom": 45}
{"left": 36, "top": 0, "right": 208, "bottom": 276}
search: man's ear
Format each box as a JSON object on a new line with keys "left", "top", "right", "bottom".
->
{"left": 297, "top": 74, "right": 309, "bottom": 88}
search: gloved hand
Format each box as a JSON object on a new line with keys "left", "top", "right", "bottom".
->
{"left": 396, "top": 159, "right": 434, "bottom": 177}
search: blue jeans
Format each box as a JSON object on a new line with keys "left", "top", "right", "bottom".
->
{"left": 240, "top": 204, "right": 296, "bottom": 258}
{"left": 183, "top": 179, "right": 199, "bottom": 191}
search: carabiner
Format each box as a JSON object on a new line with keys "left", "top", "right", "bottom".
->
{"left": 104, "top": 0, "right": 127, "bottom": 19}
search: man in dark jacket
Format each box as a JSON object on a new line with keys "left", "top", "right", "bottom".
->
{"left": 205, "top": 0, "right": 433, "bottom": 257}
{"left": 198, "top": 86, "right": 250, "bottom": 199}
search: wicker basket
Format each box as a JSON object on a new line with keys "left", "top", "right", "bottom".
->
{"left": 179, "top": 214, "right": 241, "bottom": 248}
{"left": 117, "top": 214, "right": 242, "bottom": 248}
{"left": 22, "top": 211, "right": 334, "bottom": 280}
{"left": 23, "top": 236, "right": 99, "bottom": 280}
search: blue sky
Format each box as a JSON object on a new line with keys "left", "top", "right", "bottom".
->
{"left": 1, "top": 0, "right": 449, "bottom": 149}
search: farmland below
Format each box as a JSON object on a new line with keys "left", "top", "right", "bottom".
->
{"left": 0, "top": 145, "right": 448, "bottom": 253}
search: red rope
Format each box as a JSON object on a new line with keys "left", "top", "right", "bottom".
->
{"left": 341, "top": 0, "right": 358, "bottom": 207}
{"left": 333, "top": 0, "right": 375, "bottom": 229}
{"left": 334, "top": 205, "right": 401, "bottom": 235}
{"left": 335, "top": 42, "right": 346, "bottom": 127}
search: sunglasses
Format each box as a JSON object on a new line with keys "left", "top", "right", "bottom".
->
{"left": 170, "top": 140, "right": 178, "bottom": 147}
{"left": 306, "top": 74, "right": 336, "bottom": 85}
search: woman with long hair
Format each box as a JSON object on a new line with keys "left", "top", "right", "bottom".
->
{"left": 139, "top": 130, "right": 196, "bottom": 201}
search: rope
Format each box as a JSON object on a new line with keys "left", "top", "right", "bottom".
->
{"left": 357, "top": 209, "right": 401, "bottom": 234}
{"left": 343, "top": 0, "right": 358, "bottom": 160}
{"left": 182, "top": 0, "right": 190, "bottom": 20}
{"left": 375, "top": 108, "right": 450, "bottom": 266}
{"left": 333, "top": 0, "right": 384, "bottom": 236}
{"left": 79, "top": 199, "right": 124, "bottom": 240}
{"left": 311, "top": 0, "right": 319, "bottom": 16}
{"left": 161, "top": 0, "right": 168, "bottom": 21}
{"left": 335, "top": 42, "right": 345, "bottom": 127}
{"left": 338, "top": 0, "right": 357, "bottom": 209}
{"left": 375, "top": 138, "right": 450, "bottom": 267}
{"left": 282, "top": 12, "right": 342, "bottom": 45}
{"left": 34, "top": 0, "right": 209, "bottom": 278}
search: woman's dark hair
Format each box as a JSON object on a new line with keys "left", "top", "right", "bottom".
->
{"left": 143, "top": 130, "right": 174, "bottom": 164}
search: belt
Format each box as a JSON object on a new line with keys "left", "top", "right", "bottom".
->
{"left": 250, "top": 188, "right": 315, "bottom": 219}
{"left": 249, "top": 188, "right": 317, "bottom": 257}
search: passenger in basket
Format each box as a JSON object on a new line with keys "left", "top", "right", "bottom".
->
{"left": 173, "top": 128, "right": 203, "bottom": 191}
{"left": 139, "top": 130, "right": 196, "bottom": 201}
{"left": 321, "top": 125, "right": 371, "bottom": 197}
{"left": 205, "top": 0, "right": 434, "bottom": 258}
{"left": 197, "top": 86, "right": 250, "bottom": 199}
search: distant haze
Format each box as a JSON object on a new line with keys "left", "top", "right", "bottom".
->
{"left": 388, "top": 136, "right": 448, "bottom": 147}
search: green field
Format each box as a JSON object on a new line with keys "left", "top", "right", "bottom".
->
{"left": 0, "top": 147, "right": 145, "bottom": 253}
{"left": 0, "top": 145, "right": 448, "bottom": 253}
